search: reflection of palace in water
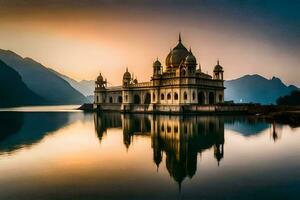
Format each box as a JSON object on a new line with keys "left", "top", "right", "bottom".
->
{"left": 94, "top": 113, "right": 224, "bottom": 185}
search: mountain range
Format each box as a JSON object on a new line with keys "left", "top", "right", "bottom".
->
{"left": 0, "top": 49, "right": 87, "bottom": 105}
{"left": 0, "top": 59, "right": 44, "bottom": 107}
{"left": 0, "top": 49, "right": 298, "bottom": 107}
{"left": 49, "top": 69, "right": 94, "bottom": 96}
{"left": 224, "top": 75, "right": 299, "bottom": 104}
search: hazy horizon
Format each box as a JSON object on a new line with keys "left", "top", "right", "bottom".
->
{"left": 0, "top": 0, "right": 299, "bottom": 86}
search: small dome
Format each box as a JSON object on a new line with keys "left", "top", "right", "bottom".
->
{"left": 153, "top": 59, "right": 161, "bottom": 67}
{"left": 123, "top": 68, "right": 131, "bottom": 79}
{"left": 185, "top": 50, "right": 197, "bottom": 65}
{"left": 97, "top": 73, "right": 104, "bottom": 82}
{"left": 214, "top": 60, "right": 224, "bottom": 72}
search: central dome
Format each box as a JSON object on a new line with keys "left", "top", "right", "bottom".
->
{"left": 166, "top": 34, "right": 189, "bottom": 68}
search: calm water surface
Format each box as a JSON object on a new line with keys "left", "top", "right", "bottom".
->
{"left": 0, "top": 106, "right": 299, "bottom": 200}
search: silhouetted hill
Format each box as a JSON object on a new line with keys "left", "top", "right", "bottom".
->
{"left": 225, "top": 74, "right": 299, "bottom": 104}
{"left": 0, "top": 49, "right": 87, "bottom": 104}
{"left": 0, "top": 59, "right": 45, "bottom": 107}
{"left": 277, "top": 90, "right": 300, "bottom": 105}
{"left": 49, "top": 69, "right": 94, "bottom": 96}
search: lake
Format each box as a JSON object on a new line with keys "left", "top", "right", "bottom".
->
{"left": 0, "top": 106, "right": 299, "bottom": 200}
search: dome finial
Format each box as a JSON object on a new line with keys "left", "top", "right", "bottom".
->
{"left": 126, "top": 67, "right": 128, "bottom": 72}
{"left": 217, "top": 59, "right": 220, "bottom": 65}
{"left": 189, "top": 47, "right": 192, "bottom": 53}
{"left": 179, "top": 32, "right": 182, "bottom": 43}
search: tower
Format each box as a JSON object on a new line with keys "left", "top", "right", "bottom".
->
{"left": 153, "top": 58, "right": 162, "bottom": 77}
{"left": 123, "top": 68, "right": 131, "bottom": 87}
{"left": 213, "top": 60, "right": 224, "bottom": 80}
{"left": 184, "top": 48, "right": 197, "bottom": 76}
{"left": 95, "top": 73, "right": 107, "bottom": 104}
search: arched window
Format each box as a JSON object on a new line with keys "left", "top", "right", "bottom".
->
{"left": 161, "top": 93, "right": 165, "bottom": 100}
{"left": 144, "top": 93, "right": 151, "bottom": 104}
{"left": 184, "top": 92, "right": 188, "bottom": 100}
{"left": 167, "top": 125, "right": 171, "bottom": 133}
{"left": 174, "top": 92, "right": 178, "bottom": 100}
{"left": 174, "top": 125, "right": 178, "bottom": 133}
{"left": 153, "top": 93, "right": 156, "bottom": 101}
{"left": 167, "top": 93, "right": 171, "bottom": 100}
{"left": 209, "top": 92, "right": 215, "bottom": 104}
{"left": 184, "top": 126, "right": 188, "bottom": 134}
{"left": 96, "top": 96, "right": 99, "bottom": 103}
{"left": 181, "top": 68, "right": 186, "bottom": 76}
{"left": 118, "top": 96, "right": 122, "bottom": 103}
{"left": 219, "top": 94, "right": 223, "bottom": 102}
{"left": 125, "top": 95, "right": 128, "bottom": 102}
{"left": 192, "top": 92, "right": 195, "bottom": 100}
{"left": 134, "top": 94, "right": 141, "bottom": 104}
{"left": 161, "top": 124, "right": 164, "bottom": 132}
{"left": 198, "top": 91, "right": 205, "bottom": 105}
{"left": 109, "top": 96, "right": 113, "bottom": 103}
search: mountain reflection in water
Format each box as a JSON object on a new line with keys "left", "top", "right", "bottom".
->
{"left": 0, "top": 112, "right": 87, "bottom": 154}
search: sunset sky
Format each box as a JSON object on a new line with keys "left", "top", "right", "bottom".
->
{"left": 0, "top": 0, "right": 299, "bottom": 86}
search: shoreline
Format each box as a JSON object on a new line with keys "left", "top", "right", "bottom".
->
{"left": 78, "top": 103, "right": 300, "bottom": 127}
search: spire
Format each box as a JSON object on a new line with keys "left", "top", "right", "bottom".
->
{"left": 126, "top": 67, "right": 128, "bottom": 72}
{"left": 179, "top": 32, "right": 182, "bottom": 43}
{"left": 217, "top": 59, "right": 220, "bottom": 65}
{"left": 189, "top": 47, "right": 192, "bottom": 53}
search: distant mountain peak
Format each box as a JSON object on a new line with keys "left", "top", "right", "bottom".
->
{"left": 0, "top": 49, "right": 87, "bottom": 104}
{"left": 0, "top": 58, "right": 45, "bottom": 107}
{"left": 0, "top": 49, "right": 23, "bottom": 59}
{"left": 271, "top": 76, "right": 283, "bottom": 83}
{"left": 225, "top": 74, "right": 299, "bottom": 104}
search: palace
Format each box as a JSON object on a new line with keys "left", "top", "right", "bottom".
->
{"left": 94, "top": 34, "right": 225, "bottom": 113}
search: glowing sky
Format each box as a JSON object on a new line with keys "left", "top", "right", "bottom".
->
{"left": 0, "top": 0, "right": 299, "bottom": 86}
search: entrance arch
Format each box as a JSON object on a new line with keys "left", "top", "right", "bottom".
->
{"left": 209, "top": 92, "right": 215, "bottom": 104}
{"left": 134, "top": 94, "right": 141, "bottom": 104}
{"left": 118, "top": 96, "right": 123, "bottom": 103}
{"left": 198, "top": 91, "right": 205, "bottom": 105}
{"left": 144, "top": 93, "right": 151, "bottom": 104}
